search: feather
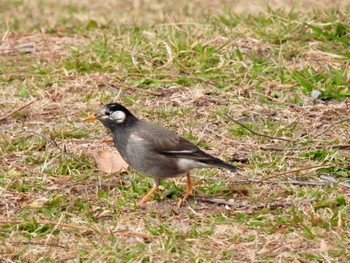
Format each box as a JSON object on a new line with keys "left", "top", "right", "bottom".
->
{"left": 129, "top": 121, "right": 236, "bottom": 172}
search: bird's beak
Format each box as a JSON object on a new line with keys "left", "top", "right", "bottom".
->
{"left": 83, "top": 115, "right": 97, "bottom": 121}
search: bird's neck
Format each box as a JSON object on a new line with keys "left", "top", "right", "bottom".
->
{"left": 109, "top": 117, "right": 138, "bottom": 157}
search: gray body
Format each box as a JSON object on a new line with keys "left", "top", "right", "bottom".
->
{"left": 96, "top": 103, "right": 236, "bottom": 182}
{"left": 113, "top": 121, "right": 211, "bottom": 179}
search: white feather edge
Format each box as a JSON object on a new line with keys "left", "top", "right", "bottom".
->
{"left": 129, "top": 134, "right": 145, "bottom": 142}
{"left": 129, "top": 135, "right": 195, "bottom": 154}
{"left": 164, "top": 149, "right": 195, "bottom": 154}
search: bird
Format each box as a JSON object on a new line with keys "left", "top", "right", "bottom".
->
{"left": 84, "top": 103, "right": 236, "bottom": 207}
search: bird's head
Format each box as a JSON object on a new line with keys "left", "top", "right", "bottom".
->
{"left": 84, "top": 103, "right": 137, "bottom": 130}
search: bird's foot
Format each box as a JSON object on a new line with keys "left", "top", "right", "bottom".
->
{"left": 176, "top": 199, "right": 184, "bottom": 208}
{"left": 136, "top": 200, "right": 156, "bottom": 207}
{"left": 177, "top": 173, "right": 194, "bottom": 208}
{"left": 136, "top": 201, "right": 145, "bottom": 207}
{"left": 136, "top": 185, "right": 159, "bottom": 207}
{"left": 193, "top": 179, "right": 203, "bottom": 186}
{"left": 177, "top": 196, "right": 190, "bottom": 208}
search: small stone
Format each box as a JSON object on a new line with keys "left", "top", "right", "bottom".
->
{"left": 311, "top": 90, "right": 322, "bottom": 99}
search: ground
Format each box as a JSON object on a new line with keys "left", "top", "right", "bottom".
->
{"left": 1, "top": 0, "right": 350, "bottom": 262}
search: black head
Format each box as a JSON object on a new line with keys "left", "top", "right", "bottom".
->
{"left": 95, "top": 103, "right": 138, "bottom": 130}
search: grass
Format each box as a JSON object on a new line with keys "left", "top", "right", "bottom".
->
{"left": 1, "top": 0, "right": 350, "bottom": 262}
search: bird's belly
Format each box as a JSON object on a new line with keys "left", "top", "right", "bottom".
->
{"left": 123, "top": 153, "right": 186, "bottom": 179}
{"left": 176, "top": 158, "right": 210, "bottom": 171}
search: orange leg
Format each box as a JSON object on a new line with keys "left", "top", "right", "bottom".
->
{"left": 136, "top": 179, "right": 159, "bottom": 206}
{"left": 177, "top": 173, "right": 193, "bottom": 208}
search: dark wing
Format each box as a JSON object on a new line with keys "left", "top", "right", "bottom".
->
{"left": 130, "top": 121, "right": 215, "bottom": 159}
{"left": 131, "top": 121, "right": 199, "bottom": 154}
{"left": 129, "top": 121, "right": 236, "bottom": 172}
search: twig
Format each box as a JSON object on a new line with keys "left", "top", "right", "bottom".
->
{"left": 0, "top": 219, "right": 93, "bottom": 233}
{"left": 0, "top": 99, "right": 38, "bottom": 121}
{"left": 250, "top": 91, "right": 287, "bottom": 105}
{"left": 0, "top": 32, "right": 89, "bottom": 38}
{"left": 228, "top": 178, "right": 328, "bottom": 187}
{"left": 260, "top": 162, "right": 350, "bottom": 182}
{"left": 27, "top": 129, "right": 58, "bottom": 147}
{"left": 66, "top": 138, "right": 114, "bottom": 144}
{"left": 0, "top": 219, "right": 152, "bottom": 239}
{"left": 24, "top": 129, "right": 100, "bottom": 172}
{"left": 192, "top": 197, "right": 317, "bottom": 209}
{"left": 287, "top": 72, "right": 321, "bottom": 89}
{"left": 9, "top": 241, "right": 66, "bottom": 249}
{"left": 320, "top": 175, "right": 350, "bottom": 189}
{"left": 0, "top": 72, "right": 189, "bottom": 79}
{"left": 260, "top": 144, "right": 350, "bottom": 151}
{"left": 159, "top": 40, "right": 174, "bottom": 68}
{"left": 45, "top": 214, "right": 64, "bottom": 246}
{"left": 314, "top": 118, "right": 350, "bottom": 138}
{"left": 112, "top": 232, "right": 152, "bottom": 239}
{"left": 104, "top": 82, "right": 162, "bottom": 96}
{"left": 259, "top": 164, "right": 332, "bottom": 181}
{"left": 203, "top": 126, "right": 237, "bottom": 144}
{"left": 259, "top": 146, "right": 292, "bottom": 151}
{"left": 224, "top": 115, "right": 292, "bottom": 142}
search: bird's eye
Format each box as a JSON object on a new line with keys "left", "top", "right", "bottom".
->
{"left": 105, "top": 111, "right": 111, "bottom": 116}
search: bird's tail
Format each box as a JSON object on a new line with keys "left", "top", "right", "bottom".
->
{"left": 200, "top": 156, "right": 237, "bottom": 172}
{"left": 213, "top": 160, "right": 237, "bottom": 172}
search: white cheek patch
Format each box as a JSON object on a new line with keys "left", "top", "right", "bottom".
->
{"left": 110, "top": 110, "right": 126, "bottom": 123}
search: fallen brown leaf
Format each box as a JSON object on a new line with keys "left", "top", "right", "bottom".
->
{"left": 94, "top": 150, "right": 129, "bottom": 174}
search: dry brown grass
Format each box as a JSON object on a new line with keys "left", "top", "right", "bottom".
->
{"left": 1, "top": 0, "right": 350, "bottom": 262}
